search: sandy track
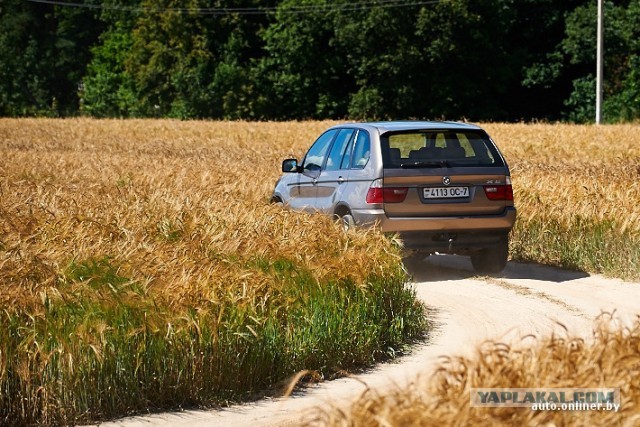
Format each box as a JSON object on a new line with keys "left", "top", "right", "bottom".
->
{"left": 99, "top": 256, "right": 639, "bottom": 427}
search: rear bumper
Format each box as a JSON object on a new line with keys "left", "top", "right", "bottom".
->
{"left": 352, "top": 206, "right": 516, "bottom": 252}
{"left": 353, "top": 206, "right": 516, "bottom": 232}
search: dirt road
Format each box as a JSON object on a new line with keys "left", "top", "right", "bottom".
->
{"left": 101, "top": 256, "right": 640, "bottom": 427}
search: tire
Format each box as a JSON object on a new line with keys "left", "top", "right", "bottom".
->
{"left": 341, "top": 213, "right": 356, "bottom": 232}
{"left": 470, "top": 238, "right": 509, "bottom": 274}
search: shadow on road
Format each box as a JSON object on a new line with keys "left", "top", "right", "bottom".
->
{"left": 403, "top": 253, "right": 590, "bottom": 283}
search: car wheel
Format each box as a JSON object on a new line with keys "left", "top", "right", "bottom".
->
{"left": 470, "top": 238, "right": 509, "bottom": 274}
{"left": 341, "top": 213, "right": 356, "bottom": 232}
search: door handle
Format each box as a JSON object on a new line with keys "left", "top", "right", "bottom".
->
{"left": 338, "top": 177, "right": 345, "bottom": 184}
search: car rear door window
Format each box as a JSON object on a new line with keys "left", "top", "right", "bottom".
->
{"left": 340, "top": 137, "right": 354, "bottom": 169}
{"left": 325, "top": 128, "right": 355, "bottom": 171}
{"left": 351, "top": 130, "right": 371, "bottom": 169}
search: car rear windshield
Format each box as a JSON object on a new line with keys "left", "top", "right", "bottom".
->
{"left": 381, "top": 130, "right": 505, "bottom": 168}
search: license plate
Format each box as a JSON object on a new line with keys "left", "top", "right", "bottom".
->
{"left": 423, "top": 186, "right": 469, "bottom": 199}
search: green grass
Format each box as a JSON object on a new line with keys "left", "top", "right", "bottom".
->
{"left": 0, "top": 255, "right": 425, "bottom": 425}
{"left": 510, "top": 217, "right": 640, "bottom": 280}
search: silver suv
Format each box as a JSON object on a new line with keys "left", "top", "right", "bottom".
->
{"left": 271, "top": 121, "right": 516, "bottom": 273}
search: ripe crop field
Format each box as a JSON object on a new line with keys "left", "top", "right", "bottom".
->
{"left": 317, "top": 317, "right": 640, "bottom": 426}
{"left": 1, "top": 119, "right": 638, "bottom": 425}
{"left": 484, "top": 123, "right": 640, "bottom": 279}
{"left": 0, "top": 119, "right": 424, "bottom": 425}
{"left": 311, "top": 121, "right": 640, "bottom": 427}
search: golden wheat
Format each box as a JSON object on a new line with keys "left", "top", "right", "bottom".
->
{"left": 2, "top": 119, "right": 639, "bottom": 303}
{"left": 481, "top": 123, "right": 640, "bottom": 277}
{"left": 311, "top": 316, "right": 640, "bottom": 426}
{"left": 0, "top": 119, "right": 426, "bottom": 424}
{"left": 486, "top": 123, "right": 640, "bottom": 236}
{"left": 0, "top": 119, "right": 392, "bottom": 310}
{"left": 1, "top": 119, "right": 638, "bottom": 424}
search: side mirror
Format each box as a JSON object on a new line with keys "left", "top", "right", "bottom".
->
{"left": 282, "top": 158, "right": 300, "bottom": 173}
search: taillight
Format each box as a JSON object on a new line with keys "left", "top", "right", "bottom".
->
{"left": 483, "top": 177, "right": 513, "bottom": 201}
{"left": 366, "top": 179, "right": 408, "bottom": 204}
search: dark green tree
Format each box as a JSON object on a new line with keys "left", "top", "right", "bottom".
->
{"left": 207, "top": 3, "right": 274, "bottom": 119}
{"left": 254, "top": 0, "right": 588, "bottom": 121}
{"left": 117, "top": 0, "right": 214, "bottom": 118}
{"left": 410, "top": 0, "right": 517, "bottom": 120}
{"left": 532, "top": 0, "right": 640, "bottom": 123}
{"left": 0, "top": 0, "right": 101, "bottom": 116}
{"left": 81, "top": 0, "right": 271, "bottom": 118}
{"left": 4, "top": 0, "right": 639, "bottom": 121}
{"left": 333, "top": 3, "right": 421, "bottom": 120}
{"left": 252, "top": 0, "right": 351, "bottom": 119}
{"left": 81, "top": 18, "right": 137, "bottom": 117}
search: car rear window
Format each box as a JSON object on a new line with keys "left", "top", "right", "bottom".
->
{"left": 381, "top": 130, "right": 504, "bottom": 168}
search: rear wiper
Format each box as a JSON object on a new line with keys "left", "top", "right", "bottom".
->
{"left": 400, "top": 160, "right": 451, "bottom": 168}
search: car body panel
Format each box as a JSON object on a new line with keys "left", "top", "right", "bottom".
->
{"left": 382, "top": 170, "right": 509, "bottom": 217}
{"left": 315, "top": 168, "right": 350, "bottom": 214}
{"left": 283, "top": 170, "right": 318, "bottom": 212}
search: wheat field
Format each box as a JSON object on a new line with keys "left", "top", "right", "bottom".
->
{"left": 1, "top": 119, "right": 378, "bottom": 309}
{"left": 1, "top": 119, "right": 638, "bottom": 424}
{"left": 311, "top": 122, "right": 640, "bottom": 426}
{"left": 0, "top": 118, "right": 424, "bottom": 424}
{"left": 485, "top": 123, "right": 640, "bottom": 279}
{"left": 313, "top": 316, "right": 640, "bottom": 426}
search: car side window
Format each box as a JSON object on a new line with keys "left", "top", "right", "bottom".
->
{"left": 351, "top": 130, "right": 370, "bottom": 169}
{"left": 303, "top": 129, "right": 338, "bottom": 172}
{"left": 325, "top": 129, "right": 355, "bottom": 171}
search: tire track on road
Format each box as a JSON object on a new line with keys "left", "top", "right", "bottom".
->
{"left": 480, "top": 276, "right": 587, "bottom": 317}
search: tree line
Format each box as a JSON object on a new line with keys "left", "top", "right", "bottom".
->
{"left": 1, "top": 0, "right": 638, "bottom": 122}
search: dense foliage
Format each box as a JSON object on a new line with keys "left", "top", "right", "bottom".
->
{"left": 1, "top": 0, "right": 639, "bottom": 122}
